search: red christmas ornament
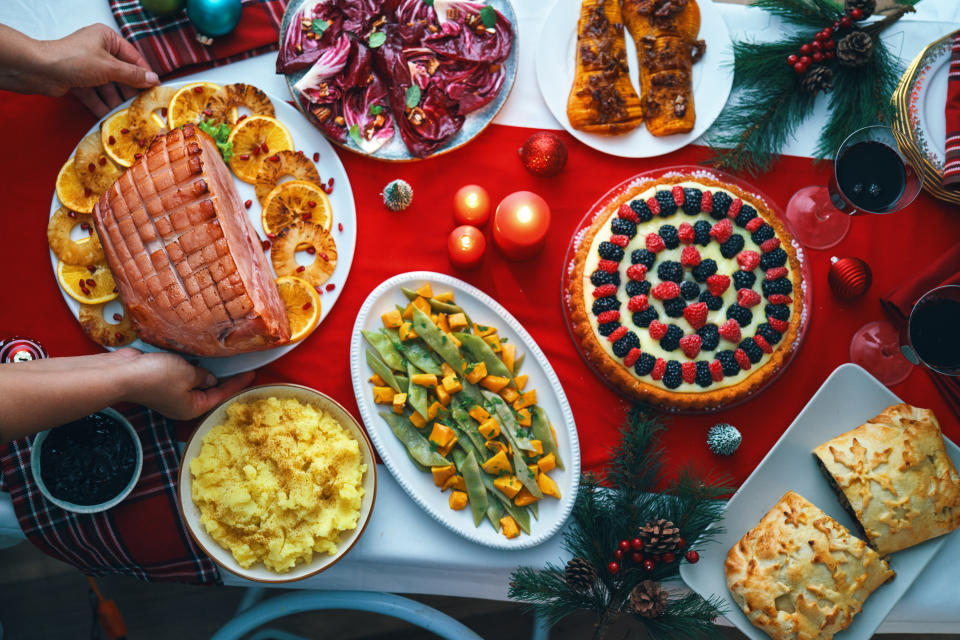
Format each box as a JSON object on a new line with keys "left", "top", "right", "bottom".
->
{"left": 642, "top": 559, "right": 655, "bottom": 571}
{"left": 618, "top": 539, "right": 631, "bottom": 552}
{"left": 828, "top": 256, "right": 872, "bottom": 299}
{"left": 519, "top": 132, "right": 567, "bottom": 177}
{"left": 0, "top": 336, "right": 48, "bottom": 363}
{"left": 607, "top": 562, "right": 620, "bottom": 575}
{"left": 685, "top": 550, "right": 700, "bottom": 564}
{"left": 631, "top": 537, "right": 644, "bottom": 551}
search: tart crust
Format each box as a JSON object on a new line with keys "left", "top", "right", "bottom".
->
{"left": 568, "top": 173, "right": 803, "bottom": 410}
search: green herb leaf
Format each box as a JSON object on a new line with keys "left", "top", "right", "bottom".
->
{"left": 479, "top": 6, "right": 496, "bottom": 28}
{"left": 405, "top": 84, "right": 421, "bottom": 109}
{"left": 429, "top": 440, "right": 440, "bottom": 452}
{"left": 424, "top": 0, "right": 433, "bottom": 5}
{"left": 198, "top": 120, "right": 234, "bottom": 162}
{"left": 368, "top": 31, "right": 386, "bottom": 48}
{"left": 369, "top": 104, "right": 383, "bottom": 115}
{"left": 348, "top": 124, "right": 363, "bottom": 147}
{"left": 500, "top": 337, "right": 508, "bottom": 343}
{"left": 311, "top": 19, "right": 329, "bottom": 36}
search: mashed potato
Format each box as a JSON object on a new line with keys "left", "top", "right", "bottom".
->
{"left": 189, "top": 396, "right": 366, "bottom": 573}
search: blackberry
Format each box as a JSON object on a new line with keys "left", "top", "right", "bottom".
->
{"left": 631, "top": 249, "right": 656, "bottom": 268}
{"left": 733, "top": 270, "right": 757, "bottom": 290}
{"left": 757, "top": 322, "right": 783, "bottom": 345}
{"left": 691, "top": 259, "right": 718, "bottom": 282}
{"left": 697, "top": 323, "right": 720, "bottom": 351}
{"left": 626, "top": 280, "right": 651, "bottom": 296}
{"left": 663, "top": 297, "right": 687, "bottom": 318}
{"left": 734, "top": 204, "right": 758, "bottom": 228}
{"left": 632, "top": 307, "right": 659, "bottom": 327}
{"left": 612, "top": 331, "right": 640, "bottom": 357}
{"left": 726, "top": 304, "right": 753, "bottom": 326}
{"left": 629, "top": 199, "right": 653, "bottom": 222}
{"left": 660, "top": 324, "right": 683, "bottom": 351}
{"left": 693, "top": 220, "right": 712, "bottom": 246}
{"left": 750, "top": 224, "right": 775, "bottom": 245}
{"left": 760, "top": 248, "right": 788, "bottom": 270}
{"left": 611, "top": 217, "right": 637, "bottom": 238}
{"left": 719, "top": 234, "right": 745, "bottom": 259}
{"left": 717, "top": 350, "right": 740, "bottom": 376}
{"left": 761, "top": 277, "right": 792, "bottom": 297}
{"left": 634, "top": 353, "right": 656, "bottom": 376}
{"left": 598, "top": 321, "right": 620, "bottom": 337}
{"left": 598, "top": 241, "right": 624, "bottom": 262}
{"left": 695, "top": 361, "right": 713, "bottom": 387}
{"left": 657, "top": 260, "right": 683, "bottom": 283}
{"left": 659, "top": 224, "right": 679, "bottom": 249}
{"left": 590, "top": 269, "right": 620, "bottom": 287}
{"left": 699, "top": 291, "right": 724, "bottom": 311}
{"left": 592, "top": 296, "right": 620, "bottom": 315}
{"left": 765, "top": 303, "right": 790, "bottom": 321}
{"left": 663, "top": 360, "right": 683, "bottom": 389}
{"left": 655, "top": 190, "right": 678, "bottom": 217}
{"left": 680, "top": 281, "right": 700, "bottom": 300}
{"left": 739, "top": 337, "right": 764, "bottom": 363}
{"left": 710, "top": 191, "right": 732, "bottom": 220}
{"left": 682, "top": 188, "right": 703, "bottom": 215}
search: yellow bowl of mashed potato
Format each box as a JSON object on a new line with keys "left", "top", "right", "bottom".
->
{"left": 177, "top": 384, "right": 376, "bottom": 582}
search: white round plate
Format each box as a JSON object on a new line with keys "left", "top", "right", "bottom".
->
{"left": 536, "top": 0, "right": 733, "bottom": 158}
{"left": 349, "top": 271, "right": 581, "bottom": 550}
{"left": 48, "top": 81, "right": 357, "bottom": 376}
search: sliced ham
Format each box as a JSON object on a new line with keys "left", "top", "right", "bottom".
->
{"left": 92, "top": 124, "right": 291, "bottom": 357}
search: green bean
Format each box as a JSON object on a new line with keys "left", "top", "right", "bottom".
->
{"left": 363, "top": 330, "right": 404, "bottom": 371}
{"left": 446, "top": 423, "right": 479, "bottom": 461}
{"left": 485, "top": 499, "right": 503, "bottom": 532}
{"left": 379, "top": 411, "right": 450, "bottom": 467}
{"left": 454, "top": 449, "right": 488, "bottom": 527}
{"left": 406, "top": 362, "right": 431, "bottom": 418}
{"left": 458, "top": 377, "right": 483, "bottom": 406}
{"left": 480, "top": 473, "right": 531, "bottom": 534}
{"left": 395, "top": 374, "right": 409, "bottom": 394}
{"left": 483, "top": 392, "right": 536, "bottom": 453}
{"left": 455, "top": 332, "right": 513, "bottom": 380}
{"left": 514, "top": 353, "right": 525, "bottom": 374}
{"left": 531, "top": 406, "right": 564, "bottom": 470}
{"left": 449, "top": 404, "right": 487, "bottom": 457}
{"left": 400, "top": 287, "right": 474, "bottom": 326}
{"left": 401, "top": 286, "right": 421, "bottom": 301}
{"left": 366, "top": 349, "right": 401, "bottom": 392}
{"left": 412, "top": 307, "right": 466, "bottom": 372}
{"left": 402, "top": 341, "right": 443, "bottom": 375}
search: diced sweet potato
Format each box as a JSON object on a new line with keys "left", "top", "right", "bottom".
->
{"left": 449, "top": 491, "right": 468, "bottom": 510}
{"left": 434, "top": 291, "right": 454, "bottom": 303}
{"left": 514, "top": 487, "right": 540, "bottom": 507}
{"left": 481, "top": 450, "right": 511, "bottom": 475}
{"left": 448, "top": 313, "right": 468, "bottom": 331}
{"left": 513, "top": 389, "right": 537, "bottom": 410}
{"left": 537, "top": 453, "right": 556, "bottom": 473}
{"left": 483, "top": 334, "right": 502, "bottom": 353}
{"left": 432, "top": 463, "right": 456, "bottom": 487}
{"left": 427, "top": 401, "right": 442, "bottom": 420}
{"left": 494, "top": 475, "right": 522, "bottom": 499}
{"left": 373, "top": 386, "right": 396, "bottom": 404}
{"left": 416, "top": 283, "right": 434, "bottom": 298}
{"left": 469, "top": 405, "right": 490, "bottom": 422}
{"left": 500, "top": 386, "right": 519, "bottom": 404}
{"left": 441, "top": 374, "right": 462, "bottom": 393}
{"left": 410, "top": 411, "right": 427, "bottom": 428}
{"left": 465, "top": 361, "right": 487, "bottom": 384}
{"left": 473, "top": 323, "right": 496, "bottom": 337}
{"left": 501, "top": 343, "right": 516, "bottom": 373}
{"left": 441, "top": 362, "right": 456, "bottom": 377}
{"left": 537, "top": 472, "right": 562, "bottom": 499}
{"left": 525, "top": 440, "right": 543, "bottom": 456}
{"left": 515, "top": 374, "right": 528, "bottom": 391}
{"left": 435, "top": 383, "right": 451, "bottom": 406}
{"left": 517, "top": 408, "right": 532, "bottom": 427}
{"left": 478, "top": 418, "right": 501, "bottom": 439}
{"left": 369, "top": 373, "right": 386, "bottom": 386}
{"left": 435, "top": 313, "right": 451, "bottom": 334}
{"left": 411, "top": 373, "right": 438, "bottom": 387}
{"left": 399, "top": 321, "right": 418, "bottom": 341}
{"left": 480, "top": 375, "right": 510, "bottom": 392}
{"left": 392, "top": 392, "right": 407, "bottom": 414}
{"left": 442, "top": 475, "right": 467, "bottom": 492}
{"left": 381, "top": 309, "right": 403, "bottom": 328}
{"left": 412, "top": 296, "right": 431, "bottom": 316}
{"left": 500, "top": 515, "right": 519, "bottom": 539}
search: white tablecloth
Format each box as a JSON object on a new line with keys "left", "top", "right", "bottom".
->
{"left": 2, "top": 0, "right": 959, "bottom": 633}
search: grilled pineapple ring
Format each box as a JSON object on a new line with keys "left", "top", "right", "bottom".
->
{"left": 75, "top": 131, "right": 123, "bottom": 194}
{"left": 205, "top": 83, "right": 276, "bottom": 126}
{"left": 254, "top": 150, "right": 322, "bottom": 205}
{"left": 270, "top": 222, "right": 338, "bottom": 288}
{"left": 79, "top": 302, "right": 136, "bottom": 347}
{"left": 129, "top": 86, "right": 174, "bottom": 145}
{"left": 47, "top": 206, "right": 105, "bottom": 266}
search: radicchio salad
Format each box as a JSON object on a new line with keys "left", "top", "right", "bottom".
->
{"left": 278, "top": 0, "right": 514, "bottom": 158}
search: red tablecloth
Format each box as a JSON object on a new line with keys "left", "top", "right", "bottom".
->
{"left": 2, "top": 90, "right": 959, "bottom": 487}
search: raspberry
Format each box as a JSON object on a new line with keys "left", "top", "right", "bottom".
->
{"left": 617, "top": 203, "right": 639, "bottom": 222}
{"left": 706, "top": 274, "right": 730, "bottom": 296}
{"left": 760, "top": 238, "right": 781, "bottom": 253}
{"left": 598, "top": 241, "right": 624, "bottom": 261}
{"left": 652, "top": 281, "right": 680, "bottom": 300}
{"left": 718, "top": 319, "right": 741, "bottom": 343}
{"left": 768, "top": 317, "right": 789, "bottom": 332}
{"left": 629, "top": 199, "right": 653, "bottom": 222}
{"left": 745, "top": 217, "right": 765, "bottom": 232}
{"left": 635, "top": 353, "right": 656, "bottom": 376}
{"left": 609, "top": 234, "right": 629, "bottom": 247}
{"left": 737, "top": 250, "right": 761, "bottom": 271}
{"left": 612, "top": 331, "right": 640, "bottom": 357}
{"left": 695, "top": 361, "right": 713, "bottom": 387}
{"left": 697, "top": 323, "right": 720, "bottom": 350}
{"left": 596, "top": 310, "right": 620, "bottom": 324}
{"left": 681, "top": 361, "right": 697, "bottom": 383}
{"left": 611, "top": 217, "right": 638, "bottom": 237}
{"left": 651, "top": 358, "right": 667, "bottom": 380}
{"left": 623, "top": 347, "right": 643, "bottom": 368}
{"left": 683, "top": 302, "right": 708, "bottom": 330}
{"left": 608, "top": 326, "right": 628, "bottom": 342}
{"left": 709, "top": 359, "right": 724, "bottom": 381}
{"left": 679, "top": 334, "right": 702, "bottom": 359}
{"left": 765, "top": 267, "right": 788, "bottom": 280}
{"left": 663, "top": 361, "right": 683, "bottom": 389}
{"left": 682, "top": 188, "right": 702, "bottom": 215}
{"left": 734, "top": 348, "right": 752, "bottom": 370}
{"left": 592, "top": 284, "right": 617, "bottom": 298}
{"left": 726, "top": 304, "right": 753, "bottom": 327}
{"left": 646, "top": 233, "right": 666, "bottom": 253}
{"left": 648, "top": 320, "right": 668, "bottom": 340}
{"left": 632, "top": 249, "right": 656, "bottom": 267}
{"left": 677, "top": 222, "right": 695, "bottom": 244}
{"left": 680, "top": 246, "right": 701, "bottom": 268}
{"left": 700, "top": 190, "right": 713, "bottom": 214}
{"left": 693, "top": 220, "right": 712, "bottom": 245}
{"left": 672, "top": 185, "right": 685, "bottom": 206}
{"left": 627, "top": 295, "right": 649, "bottom": 311}
{"left": 663, "top": 298, "right": 687, "bottom": 318}
{"left": 737, "top": 288, "right": 762, "bottom": 308}
{"left": 768, "top": 294, "right": 792, "bottom": 306}
{"left": 751, "top": 224, "right": 775, "bottom": 244}
{"left": 591, "top": 269, "right": 620, "bottom": 286}
{"left": 710, "top": 218, "right": 733, "bottom": 244}
{"left": 657, "top": 260, "right": 683, "bottom": 283}
{"left": 598, "top": 259, "right": 619, "bottom": 273}
{"left": 726, "top": 198, "right": 743, "bottom": 219}
{"left": 754, "top": 335, "right": 773, "bottom": 353}
{"left": 720, "top": 235, "right": 745, "bottom": 259}
{"left": 627, "top": 264, "right": 648, "bottom": 281}
{"left": 646, "top": 197, "right": 661, "bottom": 216}
{"left": 659, "top": 224, "right": 679, "bottom": 249}
{"left": 680, "top": 281, "right": 700, "bottom": 300}
{"left": 660, "top": 325, "right": 683, "bottom": 351}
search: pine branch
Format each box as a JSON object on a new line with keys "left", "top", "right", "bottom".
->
{"left": 639, "top": 592, "right": 727, "bottom": 639}
{"left": 605, "top": 406, "right": 664, "bottom": 516}
{"left": 750, "top": 0, "right": 841, "bottom": 27}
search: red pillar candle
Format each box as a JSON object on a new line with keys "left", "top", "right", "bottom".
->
{"left": 448, "top": 225, "right": 486, "bottom": 269}
{"left": 493, "top": 191, "right": 551, "bottom": 260}
{"left": 453, "top": 184, "right": 491, "bottom": 227}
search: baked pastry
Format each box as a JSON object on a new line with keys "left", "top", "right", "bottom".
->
{"left": 813, "top": 403, "right": 960, "bottom": 555}
{"left": 567, "top": 172, "right": 804, "bottom": 410}
{"left": 567, "top": 0, "right": 644, "bottom": 134}
{"left": 725, "top": 491, "right": 894, "bottom": 640}
{"left": 622, "top": 0, "right": 705, "bottom": 136}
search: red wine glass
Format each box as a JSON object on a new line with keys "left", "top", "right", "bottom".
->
{"left": 785, "top": 125, "right": 922, "bottom": 250}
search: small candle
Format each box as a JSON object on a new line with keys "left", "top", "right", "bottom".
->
{"left": 453, "top": 184, "right": 491, "bottom": 227}
{"left": 492, "top": 191, "right": 551, "bottom": 260}
{"left": 448, "top": 225, "right": 486, "bottom": 269}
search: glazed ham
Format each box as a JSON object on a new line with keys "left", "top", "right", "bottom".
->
{"left": 92, "top": 124, "right": 291, "bottom": 357}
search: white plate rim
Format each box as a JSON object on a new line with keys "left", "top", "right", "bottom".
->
{"left": 48, "top": 80, "right": 357, "bottom": 377}
{"left": 349, "top": 270, "right": 581, "bottom": 550}
{"left": 535, "top": 0, "right": 734, "bottom": 158}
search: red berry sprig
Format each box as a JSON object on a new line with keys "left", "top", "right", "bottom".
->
{"left": 786, "top": 9, "right": 867, "bottom": 75}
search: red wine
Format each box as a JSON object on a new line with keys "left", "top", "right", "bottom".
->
{"left": 833, "top": 140, "right": 906, "bottom": 213}
{"left": 909, "top": 297, "right": 960, "bottom": 373}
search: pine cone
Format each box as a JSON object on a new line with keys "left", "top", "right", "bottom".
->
{"left": 637, "top": 519, "right": 681, "bottom": 554}
{"left": 564, "top": 557, "right": 598, "bottom": 592}
{"left": 844, "top": 0, "right": 875, "bottom": 19}
{"left": 627, "top": 580, "right": 668, "bottom": 618}
{"left": 837, "top": 31, "right": 874, "bottom": 68}
{"left": 800, "top": 66, "right": 834, "bottom": 96}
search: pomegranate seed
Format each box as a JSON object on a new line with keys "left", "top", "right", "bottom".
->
{"left": 253, "top": 147, "right": 260, "bottom": 155}
{"left": 325, "top": 283, "right": 335, "bottom": 291}
{"left": 193, "top": 85, "right": 203, "bottom": 93}
{"left": 261, "top": 239, "right": 271, "bottom": 251}
{"left": 237, "top": 114, "right": 247, "bottom": 122}
{"left": 80, "top": 222, "right": 91, "bottom": 230}
{"left": 88, "top": 162, "right": 96, "bottom": 172}
{"left": 267, "top": 232, "right": 277, "bottom": 239}
{"left": 315, "top": 286, "right": 324, "bottom": 295}
{"left": 327, "top": 177, "right": 334, "bottom": 187}
{"left": 296, "top": 265, "right": 306, "bottom": 273}
{"left": 312, "top": 152, "right": 319, "bottom": 162}
{"left": 301, "top": 213, "right": 311, "bottom": 221}
{"left": 108, "top": 135, "right": 116, "bottom": 145}
{"left": 83, "top": 187, "right": 92, "bottom": 197}
{"left": 202, "top": 109, "right": 212, "bottom": 117}
{"left": 98, "top": 157, "right": 107, "bottom": 166}
{"left": 161, "top": 107, "right": 168, "bottom": 117}
{"left": 81, "top": 287, "right": 90, "bottom": 296}
{"left": 239, "top": 154, "right": 250, "bottom": 160}
{"left": 307, "top": 201, "right": 317, "bottom": 208}
{"left": 301, "top": 302, "right": 311, "bottom": 311}
{"left": 319, "top": 252, "right": 329, "bottom": 261}
{"left": 86, "top": 279, "right": 96, "bottom": 287}
{"left": 88, "top": 228, "right": 93, "bottom": 235}
{"left": 78, "top": 279, "right": 85, "bottom": 288}
{"left": 337, "top": 223, "right": 343, "bottom": 232}
{"left": 269, "top": 155, "right": 280, "bottom": 163}
{"left": 260, "top": 143, "right": 269, "bottom": 153}
{"left": 113, "top": 313, "right": 123, "bottom": 322}
{"left": 120, "top": 127, "right": 129, "bottom": 134}
{"left": 115, "top": 332, "right": 124, "bottom": 341}
{"left": 68, "top": 211, "right": 77, "bottom": 219}
{"left": 86, "top": 264, "right": 96, "bottom": 273}
{"left": 134, "top": 153, "right": 143, "bottom": 160}
{"left": 244, "top": 199, "right": 252, "bottom": 209}
{"left": 306, "top": 246, "right": 316, "bottom": 255}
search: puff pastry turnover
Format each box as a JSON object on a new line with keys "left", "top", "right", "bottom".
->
{"left": 813, "top": 403, "right": 960, "bottom": 555}
{"left": 725, "top": 491, "right": 893, "bottom": 640}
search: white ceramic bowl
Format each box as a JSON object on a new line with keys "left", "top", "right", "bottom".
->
{"left": 177, "top": 384, "right": 377, "bottom": 583}
{"left": 31, "top": 408, "right": 144, "bottom": 514}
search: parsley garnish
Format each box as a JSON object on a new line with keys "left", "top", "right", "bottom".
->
{"left": 369, "top": 104, "right": 383, "bottom": 115}
{"left": 348, "top": 124, "right": 363, "bottom": 147}
{"left": 368, "top": 31, "right": 386, "bottom": 48}
{"left": 198, "top": 120, "right": 233, "bottom": 162}
{"left": 479, "top": 6, "right": 496, "bottom": 28}
{"left": 405, "top": 85, "right": 421, "bottom": 109}
{"left": 311, "top": 19, "right": 329, "bottom": 36}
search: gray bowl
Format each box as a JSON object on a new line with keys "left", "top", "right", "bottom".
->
{"left": 30, "top": 408, "right": 143, "bottom": 514}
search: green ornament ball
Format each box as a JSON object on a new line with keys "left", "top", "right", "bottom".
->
{"left": 383, "top": 179, "right": 413, "bottom": 212}
{"left": 707, "top": 423, "right": 741, "bottom": 456}
{"left": 186, "top": 0, "right": 242, "bottom": 37}
{"left": 140, "top": 0, "right": 186, "bottom": 17}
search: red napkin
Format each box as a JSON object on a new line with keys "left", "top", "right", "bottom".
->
{"left": 943, "top": 32, "right": 960, "bottom": 188}
{"left": 880, "top": 245, "right": 960, "bottom": 418}
{"left": 109, "top": 0, "right": 287, "bottom": 78}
